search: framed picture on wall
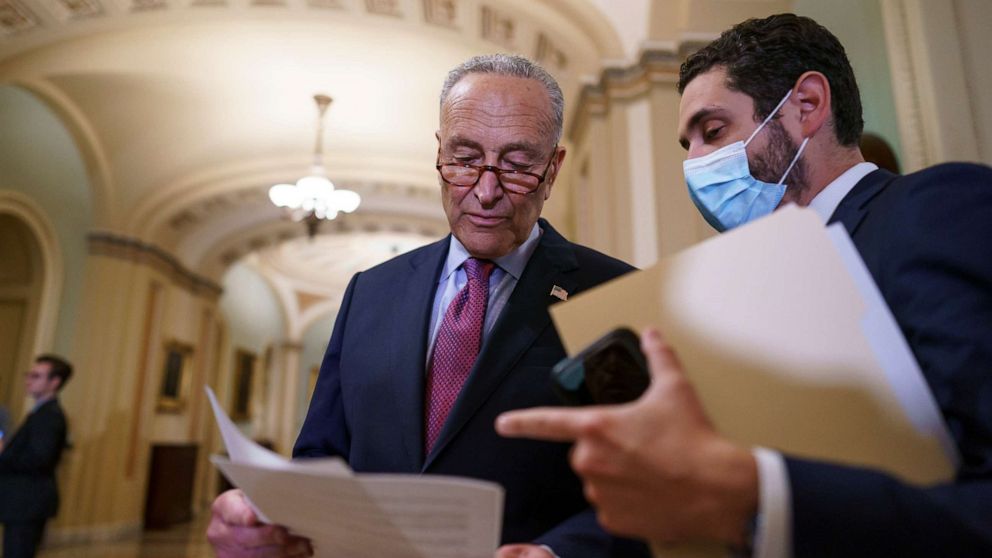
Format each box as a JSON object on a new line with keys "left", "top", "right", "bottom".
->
{"left": 231, "top": 349, "right": 256, "bottom": 422}
{"left": 157, "top": 341, "right": 194, "bottom": 413}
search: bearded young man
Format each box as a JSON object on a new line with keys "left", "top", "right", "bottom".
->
{"left": 499, "top": 13, "right": 992, "bottom": 558}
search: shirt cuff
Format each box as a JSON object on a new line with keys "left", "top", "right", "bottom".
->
{"left": 751, "top": 447, "right": 791, "bottom": 558}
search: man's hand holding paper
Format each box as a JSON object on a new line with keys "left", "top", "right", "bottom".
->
{"left": 208, "top": 489, "right": 313, "bottom": 558}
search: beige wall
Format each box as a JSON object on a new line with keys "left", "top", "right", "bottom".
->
{"left": 47, "top": 245, "right": 225, "bottom": 542}
{"left": 957, "top": 0, "right": 992, "bottom": 164}
{"left": 0, "top": 86, "right": 90, "bottom": 357}
{"left": 880, "top": 0, "right": 992, "bottom": 170}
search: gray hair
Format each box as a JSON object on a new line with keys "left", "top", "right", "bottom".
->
{"left": 440, "top": 54, "right": 564, "bottom": 144}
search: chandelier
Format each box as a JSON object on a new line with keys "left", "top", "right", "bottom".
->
{"left": 268, "top": 94, "right": 360, "bottom": 238}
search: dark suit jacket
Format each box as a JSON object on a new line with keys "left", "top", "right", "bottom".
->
{"left": 0, "top": 399, "right": 68, "bottom": 522}
{"left": 786, "top": 163, "right": 992, "bottom": 556}
{"left": 295, "top": 219, "right": 648, "bottom": 556}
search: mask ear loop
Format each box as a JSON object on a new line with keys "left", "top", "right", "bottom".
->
{"left": 777, "top": 136, "right": 810, "bottom": 185}
{"left": 745, "top": 91, "right": 793, "bottom": 147}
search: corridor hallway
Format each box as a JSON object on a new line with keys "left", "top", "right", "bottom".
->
{"left": 1, "top": 0, "right": 980, "bottom": 552}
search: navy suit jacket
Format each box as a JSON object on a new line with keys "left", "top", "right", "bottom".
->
{"left": 0, "top": 399, "right": 68, "bottom": 522}
{"left": 787, "top": 163, "right": 992, "bottom": 556}
{"left": 295, "top": 219, "right": 648, "bottom": 556}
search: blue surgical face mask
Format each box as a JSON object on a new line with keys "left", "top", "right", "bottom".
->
{"left": 683, "top": 91, "right": 810, "bottom": 232}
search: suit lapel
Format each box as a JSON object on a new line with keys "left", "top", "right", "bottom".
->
{"left": 423, "top": 221, "right": 578, "bottom": 469}
{"left": 390, "top": 237, "right": 449, "bottom": 470}
{"left": 828, "top": 168, "right": 897, "bottom": 236}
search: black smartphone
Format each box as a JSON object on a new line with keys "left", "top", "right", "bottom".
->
{"left": 551, "top": 327, "right": 650, "bottom": 406}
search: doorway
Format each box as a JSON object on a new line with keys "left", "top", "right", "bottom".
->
{"left": 0, "top": 213, "right": 44, "bottom": 418}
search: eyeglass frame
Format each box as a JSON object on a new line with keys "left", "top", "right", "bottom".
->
{"left": 435, "top": 148, "right": 559, "bottom": 194}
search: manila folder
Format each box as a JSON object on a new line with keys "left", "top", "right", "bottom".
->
{"left": 551, "top": 206, "right": 956, "bottom": 485}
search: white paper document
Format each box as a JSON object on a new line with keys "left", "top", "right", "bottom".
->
{"left": 206, "top": 388, "right": 504, "bottom": 558}
{"left": 551, "top": 206, "right": 957, "bottom": 484}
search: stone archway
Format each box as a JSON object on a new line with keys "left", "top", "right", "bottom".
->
{"left": 0, "top": 194, "right": 62, "bottom": 417}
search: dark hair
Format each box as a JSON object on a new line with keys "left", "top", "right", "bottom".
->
{"left": 36, "top": 354, "right": 72, "bottom": 391}
{"left": 678, "top": 13, "right": 863, "bottom": 146}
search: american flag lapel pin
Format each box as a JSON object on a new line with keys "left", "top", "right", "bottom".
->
{"left": 550, "top": 285, "right": 568, "bottom": 301}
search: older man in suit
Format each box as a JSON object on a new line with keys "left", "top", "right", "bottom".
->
{"left": 0, "top": 355, "right": 72, "bottom": 558}
{"left": 498, "top": 13, "right": 992, "bottom": 558}
{"left": 208, "top": 54, "right": 648, "bottom": 558}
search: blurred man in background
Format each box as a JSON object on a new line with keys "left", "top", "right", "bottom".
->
{"left": 0, "top": 354, "right": 73, "bottom": 558}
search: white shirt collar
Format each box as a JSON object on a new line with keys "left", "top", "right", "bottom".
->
{"left": 807, "top": 162, "right": 878, "bottom": 223}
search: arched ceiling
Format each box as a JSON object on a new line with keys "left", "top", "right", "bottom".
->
{"left": 255, "top": 229, "right": 434, "bottom": 296}
{"left": 0, "top": 2, "right": 674, "bottom": 343}
{"left": 241, "top": 228, "right": 439, "bottom": 339}
{"left": 0, "top": 1, "right": 628, "bottom": 278}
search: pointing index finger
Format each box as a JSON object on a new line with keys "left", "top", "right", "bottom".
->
{"left": 641, "top": 327, "right": 684, "bottom": 380}
{"left": 496, "top": 407, "right": 591, "bottom": 442}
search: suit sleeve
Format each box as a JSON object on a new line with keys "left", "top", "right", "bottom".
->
{"left": 535, "top": 508, "right": 651, "bottom": 557}
{"left": 0, "top": 408, "right": 66, "bottom": 474}
{"left": 788, "top": 164, "right": 992, "bottom": 556}
{"left": 787, "top": 457, "right": 992, "bottom": 556}
{"left": 293, "top": 272, "right": 360, "bottom": 460}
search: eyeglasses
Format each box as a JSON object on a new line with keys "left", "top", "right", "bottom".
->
{"left": 436, "top": 150, "right": 557, "bottom": 195}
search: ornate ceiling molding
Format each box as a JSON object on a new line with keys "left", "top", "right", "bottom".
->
{"left": 0, "top": 0, "right": 614, "bottom": 72}
{"left": 128, "top": 153, "right": 438, "bottom": 238}
{"left": 132, "top": 166, "right": 447, "bottom": 277}
{"left": 422, "top": 0, "right": 455, "bottom": 28}
{"left": 237, "top": 226, "right": 439, "bottom": 339}
{"left": 0, "top": 0, "right": 39, "bottom": 35}
{"left": 163, "top": 179, "right": 438, "bottom": 239}
{"left": 88, "top": 231, "right": 223, "bottom": 299}
{"left": 197, "top": 209, "right": 447, "bottom": 280}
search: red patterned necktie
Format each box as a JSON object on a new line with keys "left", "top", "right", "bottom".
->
{"left": 424, "top": 257, "right": 496, "bottom": 453}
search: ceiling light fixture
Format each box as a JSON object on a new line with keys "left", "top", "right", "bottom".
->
{"left": 268, "top": 94, "right": 360, "bottom": 238}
